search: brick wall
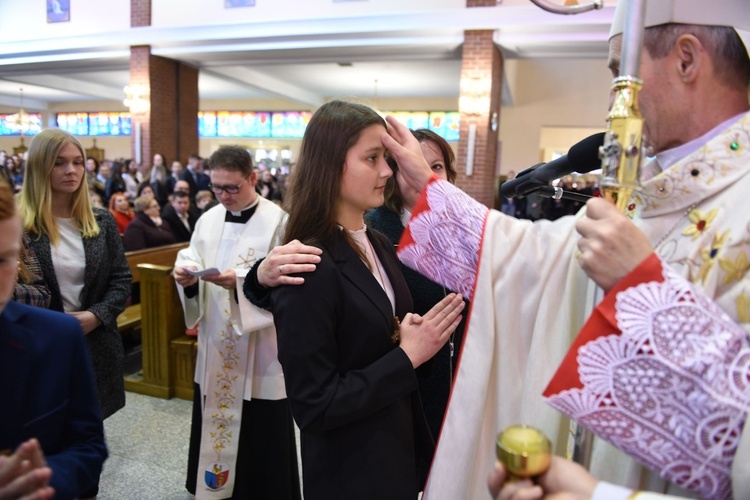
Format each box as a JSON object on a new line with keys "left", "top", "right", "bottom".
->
{"left": 177, "top": 64, "right": 199, "bottom": 163}
{"left": 149, "top": 54, "right": 178, "bottom": 166}
{"left": 455, "top": 29, "right": 503, "bottom": 208}
{"left": 129, "top": 46, "right": 151, "bottom": 167}
{"left": 131, "top": 0, "right": 151, "bottom": 28}
{"left": 129, "top": 46, "right": 199, "bottom": 169}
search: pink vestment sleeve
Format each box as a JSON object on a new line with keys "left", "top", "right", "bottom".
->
{"left": 398, "top": 176, "right": 489, "bottom": 300}
{"left": 544, "top": 253, "right": 750, "bottom": 500}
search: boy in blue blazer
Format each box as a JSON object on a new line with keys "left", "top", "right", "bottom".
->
{"left": 0, "top": 183, "right": 107, "bottom": 500}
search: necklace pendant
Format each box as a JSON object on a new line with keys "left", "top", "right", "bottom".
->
{"left": 391, "top": 316, "right": 400, "bottom": 346}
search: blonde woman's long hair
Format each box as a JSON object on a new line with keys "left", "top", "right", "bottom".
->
{"left": 19, "top": 128, "right": 99, "bottom": 245}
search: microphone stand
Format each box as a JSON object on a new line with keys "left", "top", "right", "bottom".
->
{"left": 574, "top": 0, "right": 648, "bottom": 472}
{"left": 527, "top": 185, "right": 592, "bottom": 204}
{"left": 498, "top": 0, "right": 648, "bottom": 482}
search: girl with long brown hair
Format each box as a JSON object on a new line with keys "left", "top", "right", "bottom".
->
{"left": 255, "top": 100, "right": 464, "bottom": 500}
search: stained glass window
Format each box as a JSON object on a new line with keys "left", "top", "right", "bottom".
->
{"left": 428, "top": 112, "right": 461, "bottom": 142}
{"left": 56, "top": 112, "right": 132, "bottom": 136}
{"left": 89, "top": 112, "right": 132, "bottom": 136}
{"left": 0, "top": 113, "right": 43, "bottom": 136}
{"left": 204, "top": 111, "right": 272, "bottom": 138}
{"left": 271, "top": 111, "right": 312, "bottom": 139}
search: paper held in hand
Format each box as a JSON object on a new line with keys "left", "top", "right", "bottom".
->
{"left": 183, "top": 267, "right": 221, "bottom": 277}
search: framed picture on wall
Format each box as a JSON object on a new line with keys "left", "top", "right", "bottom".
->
{"left": 47, "top": 0, "right": 70, "bottom": 23}
{"left": 225, "top": 0, "right": 255, "bottom": 7}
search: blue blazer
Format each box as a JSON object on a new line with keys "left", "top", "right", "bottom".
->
{"left": 0, "top": 301, "right": 108, "bottom": 500}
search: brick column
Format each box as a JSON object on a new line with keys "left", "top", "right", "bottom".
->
{"left": 128, "top": 48, "right": 199, "bottom": 169}
{"left": 455, "top": 0, "right": 503, "bottom": 208}
{"left": 131, "top": 0, "right": 151, "bottom": 28}
{"left": 128, "top": 0, "right": 198, "bottom": 169}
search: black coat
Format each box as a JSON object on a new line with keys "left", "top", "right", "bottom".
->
{"left": 27, "top": 208, "right": 132, "bottom": 419}
{"left": 122, "top": 212, "right": 178, "bottom": 251}
{"left": 160, "top": 204, "right": 198, "bottom": 243}
{"left": 365, "top": 206, "right": 468, "bottom": 440}
{"left": 267, "top": 229, "right": 433, "bottom": 500}
{"left": 179, "top": 168, "right": 210, "bottom": 199}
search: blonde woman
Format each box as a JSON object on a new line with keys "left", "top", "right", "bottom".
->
{"left": 18, "top": 129, "right": 132, "bottom": 490}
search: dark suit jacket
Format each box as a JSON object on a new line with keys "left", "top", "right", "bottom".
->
{"left": 179, "top": 167, "right": 210, "bottom": 199}
{"left": 365, "top": 206, "right": 469, "bottom": 441}
{"left": 27, "top": 208, "right": 132, "bottom": 418}
{"left": 160, "top": 204, "right": 198, "bottom": 243}
{"left": 269, "top": 229, "right": 434, "bottom": 500}
{"left": 0, "top": 301, "right": 108, "bottom": 500}
{"left": 122, "top": 212, "right": 178, "bottom": 251}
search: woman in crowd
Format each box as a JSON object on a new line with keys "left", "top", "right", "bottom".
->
{"left": 18, "top": 128, "right": 132, "bottom": 498}
{"left": 136, "top": 182, "right": 155, "bottom": 199}
{"left": 257, "top": 169, "right": 277, "bottom": 199}
{"left": 3, "top": 155, "right": 23, "bottom": 191}
{"left": 108, "top": 191, "right": 135, "bottom": 236}
{"left": 245, "top": 100, "right": 464, "bottom": 500}
{"left": 121, "top": 159, "right": 140, "bottom": 200}
{"left": 143, "top": 153, "right": 169, "bottom": 206}
{"left": 85, "top": 157, "right": 106, "bottom": 203}
{"left": 105, "top": 160, "right": 127, "bottom": 203}
{"left": 365, "top": 128, "right": 467, "bottom": 441}
{"left": 122, "top": 195, "right": 177, "bottom": 251}
{"left": 0, "top": 156, "right": 13, "bottom": 186}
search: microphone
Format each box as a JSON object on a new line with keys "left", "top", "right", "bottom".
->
{"left": 500, "top": 132, "right": 605, "bottom": 199}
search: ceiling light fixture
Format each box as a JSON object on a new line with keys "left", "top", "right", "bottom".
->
{"left": 7, "top": 88, "right": 33, "bottom": 135}
{"left": 123, "top": 84, "right": 150, "bottom": 115}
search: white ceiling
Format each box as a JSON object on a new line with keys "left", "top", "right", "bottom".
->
{"left": 0, "top": 4, "right": 616, "bottom": 110}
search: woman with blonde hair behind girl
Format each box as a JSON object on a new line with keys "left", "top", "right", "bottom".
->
{"left": 18, "top": 128, "right": 132, "bottom": 497}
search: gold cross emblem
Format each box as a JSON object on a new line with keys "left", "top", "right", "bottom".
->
{"left": 236, "top": 248, "right": 256, "bottom": 268}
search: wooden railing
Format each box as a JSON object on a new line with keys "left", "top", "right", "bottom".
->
{"left": 120, "top": 242, "right": 198, "bottom": 401}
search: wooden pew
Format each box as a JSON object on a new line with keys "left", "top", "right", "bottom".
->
{"left": 120, "top": 242, "right": 199, "bottom": 401}
{"left": 117, "top": 242, "right": 190, "bottom": 331}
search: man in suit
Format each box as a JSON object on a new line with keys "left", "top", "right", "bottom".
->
{"left": 180, "top": 154, "right": 210, "bottom": 201}
{"left": 161, "top": 190, "right": 197, "bottom": 242}
{"left": 0, "top": 183, "right": 107, "bottom": 500}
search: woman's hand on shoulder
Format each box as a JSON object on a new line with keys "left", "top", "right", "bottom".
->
{"left": 257, "top": 239, "right": 322, "bottom": 288}
{"left": 399, "top": 293, "right": 464, "bottom": 368}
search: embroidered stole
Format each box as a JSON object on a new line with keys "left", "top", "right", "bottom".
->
{"left": 196, "top": 213, "right": 277, "bottom": 499}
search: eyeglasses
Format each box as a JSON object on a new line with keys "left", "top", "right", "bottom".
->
{"left": 208, "top": 178, "right": 247, "bottom": 195}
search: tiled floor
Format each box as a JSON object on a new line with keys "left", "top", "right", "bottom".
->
{"left": 99, "top": 390, "right": 304, "bottom": 499}
{"left": 99, "top": 392, "right": 195, "bottom": 499}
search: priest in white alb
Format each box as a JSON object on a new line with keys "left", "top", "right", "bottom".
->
{"left": 174, "top": 145, "right": 301, "bottom": 500}
{"left": 382, "top": 1, "right": 750, "bottom": 498}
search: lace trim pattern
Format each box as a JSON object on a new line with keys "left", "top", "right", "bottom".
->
{"left": 546, "top": 265, "right": 750, "bottom": 500}
{"left": 397, "top": 180, "right": 487, "bottom": 300}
